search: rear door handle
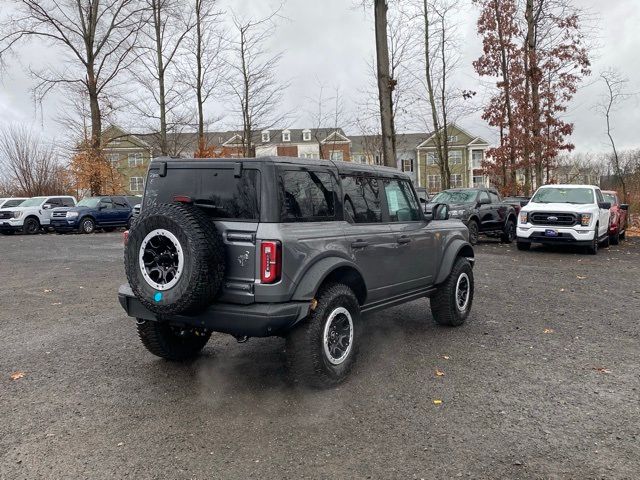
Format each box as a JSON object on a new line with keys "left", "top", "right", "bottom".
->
{"left": 397, "top": 236, "right": 411, "bottom": 245}
{"left": 351, "top": 240, "right": 369, "bottom": 249}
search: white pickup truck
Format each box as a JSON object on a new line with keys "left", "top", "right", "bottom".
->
{"left": 516, "top": 184, "right": 611, "bottom": 255}
{"left": 0, "top": 195, "right": 77, "bottom": 235}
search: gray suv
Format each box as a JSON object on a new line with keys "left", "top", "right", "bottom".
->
{"left": 119, "top": 157, "right": 475, "bottom": 387}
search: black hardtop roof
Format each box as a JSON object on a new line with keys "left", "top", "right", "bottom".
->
{"left": 150, "top": 156, "right": 410, "bottom": 178}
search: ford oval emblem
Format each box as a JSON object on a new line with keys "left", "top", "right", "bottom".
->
{"left": 547, "top": 216, "right": 558, "bottom": 221}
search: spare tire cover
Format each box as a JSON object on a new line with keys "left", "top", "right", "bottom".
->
{"left": 125, "top": 203, "right": 225, "bottom": 314}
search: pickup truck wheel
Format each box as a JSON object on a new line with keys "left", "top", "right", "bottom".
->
{"left": 610, "top": 230, "right": 620, "bottom": 245}
{"left": 23, "top": 217, "right": 40, "bottom": 235}
{"left": 80, "top": 217, "right": 95, "bottom": 234}
{"left": 516, "top": 241, "right": 530, "bottom": 251}
{"left": 286, "top": 283, "right": 360, "bottom": 388}
{"left": 467, "top": 220, "right": 479, "bottom": 245}
{"left": 586, "top": 226, "right": 598, "bottom": 255}
{"left": 501, "top": 218, "right": 516, "bottom": 243}
{"left": 125, "top": 203, "right": 225, "bottom": 315}
{"left": 136, "top": 320, "right": 211, "bottom": 361}
{"left": 431, "top": 257, "right": 474, "bottom": 327}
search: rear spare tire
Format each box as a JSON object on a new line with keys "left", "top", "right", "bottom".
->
{"left": 125, "top": 203, "right": 225, "bottom": 315}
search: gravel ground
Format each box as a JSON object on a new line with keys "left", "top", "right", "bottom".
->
{"left": 1, "top": 232, "right": 639, "bottom": 479}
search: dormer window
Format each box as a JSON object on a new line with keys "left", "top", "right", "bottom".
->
{"left": 302, "top": 129, "right": 311, "bottom": 141}
{"left": 261, "top": 130, "right": 270, "bottom": 143}
{"left": 282, "top": 129, "right": 290, "bottom": 142}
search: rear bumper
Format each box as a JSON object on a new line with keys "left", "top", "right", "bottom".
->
{"left": 118, "top": 284, "right": 310, "bottom": 337}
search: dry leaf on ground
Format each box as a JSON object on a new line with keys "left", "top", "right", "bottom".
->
{"left": 432, "top": 399, "right": 442, "bottom": 405}
{"left": 593, "top": 367, "right": 611, "bottom": 374}
{"left": 543, "top": 328, "right": 554, "bottom": 334}
{"left": 435, "top": 369, "right": 445, "bottom": 377}
{"left": 10, "top": 371, "right": 26, "bottom": 380}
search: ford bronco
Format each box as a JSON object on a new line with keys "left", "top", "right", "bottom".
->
{"left": 118, "top": 157, "right": 475, "bottom": 387}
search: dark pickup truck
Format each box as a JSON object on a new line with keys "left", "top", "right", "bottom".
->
{"left": 426, "top": 187, "right": 518, "bottom": 244}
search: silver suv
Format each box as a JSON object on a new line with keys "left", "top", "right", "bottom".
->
{"left": 119, "top": 157, "right": 475, "bottom": 387}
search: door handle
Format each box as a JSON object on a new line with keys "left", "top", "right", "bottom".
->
{"left": 397, "top": 236, "right": 411, "bottom": 245}
{"left": 351, "top": 239, "right": 369, "bottom": 249}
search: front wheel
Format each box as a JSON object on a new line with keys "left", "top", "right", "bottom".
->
{"left": 431, "top": 257, "right": 474, "bottom": 327}
{"left": 79, "top": 217, "right": 96, "bottom": 234}
{"left": 23, "top": 218, "right": 40, "bottom": 235}
{"left": 467, "top": 219, "right": 479, "bottom": 245}
{"left": 501, "top": 218, "right": 516, "bottom": 243}
{"left": 286, "top": 283, "right": 360, "bottom": 388}
{"left": 586, "top": 226, "right": 599, "bottom": 255}
{"left": 137, "top": 320, "right": 211, "bottom": 361}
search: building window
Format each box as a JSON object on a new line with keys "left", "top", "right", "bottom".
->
{"left": 426, "top": 152, "right": 437, "bottom": 165}
{"left": 301, "top": 153, "right": 319, "bottom": 159}
{"left": 128, "top": 152, "right": 144, "bottom": 167}
{"left": 448, "top": 135, "right": 458, "bottom": 143}
{"left": 261, "top": 131, "right": 270, "bottom": 142}
{"left": 107, "top": 153, "right": 119, "bottom": 164}
{"left": 353, "top": 154, "right": 366, "bottom": 164}
{"left": 428, "top": 175, "right": 441, "bottom": 191}
{"left": 402, "top": 159, "right": 413, "bottom": 172}
{"left": 302, "top": 130, "right": 311, "bottom": 141}
{"left": 451, "top": 174, "right": 463, "bottom": 187}
{"left": 282, "top": 130, "right": 290, "bottom": 142}
{"left": 448, "top": 150, "right": 463, "bottom": 165}
{"left": 130, "top": 176, "right": 144, "bottom": 191}
{"left": 374, "top": 154, "right": 382, "bottom": 165}
{"left": 473, "top": 175, "right": 485, "bottom": 187}
{"left": 330, "top": 150, "right": 343, "bottom": 161}
{"left": 472, "top": 150, "right": 483, "bottom": 168}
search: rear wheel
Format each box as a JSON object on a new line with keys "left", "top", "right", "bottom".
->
{"left": 467, "top": 219, "right": 479, "bottom": 245}
{"left": 517, "top": 241, "right": 530, "bottom": 251}
{"left": 610, "top": 230, "right": 619, "bottom": 245}
{"left": 23, "top": 217, "right": 40, "bottom": 235}
{"left": 501, "top": 218, "right": 516, "bottom": 243}
{"left": 286, "top": 283, "right": 360, "bottom": 388}
{"left": 430, "top": 257, "right": 474, "bottom": 327}
{"left": 80, "top": 217, "right": 95, "bottom": 234}
{"left": 137, "top": 320, "right": 211, "bottom": 361}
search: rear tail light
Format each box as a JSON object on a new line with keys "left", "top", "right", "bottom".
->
{"left": 260, "top": 241, "right": 281, "bottom": 284}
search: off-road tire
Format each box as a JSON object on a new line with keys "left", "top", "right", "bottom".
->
{"left": 79, "top": 217, "right": 96, "bottom": 234}
{"left": 586, "top": 225, "right": 599, "bottom": 255}
{"left": 431, "top": 257, "right": 474, "bottom": 327}
{"left": 501, "top": 218, "right": 516, "bottom": 243}
{"left": 610, "top": 230, "right": 620, "bottom": 245}
{"left": 137, "top": 320, "right": 211, "bottom": 361}
{"left": 467, "top": 219, "right": 480, "bottom": 245}
{"left": 286, "top": 283, "right": 360, "bottom": 388}
{"left": 23, "top": 217, "right": 40, "bottom": 235}
{"left": 517, "top": 241, "right": 530, "bottom": 251}
{"left": 125, "top": 203, "right": 225, "bottom": 315}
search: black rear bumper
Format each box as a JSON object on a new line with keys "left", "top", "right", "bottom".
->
{"left": 118, "top": 284, "right": 310, "bottom": 337}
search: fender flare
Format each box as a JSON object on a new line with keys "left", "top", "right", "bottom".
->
{"left": 291, "top": 257, "right": 367, "bottom": 303}
{"left": 434, "top": 238, "right": 475, "bottom": 285}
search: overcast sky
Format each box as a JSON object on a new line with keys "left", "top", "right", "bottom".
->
{"left": 1, "top": 0, "right": 639, "bottom": 154}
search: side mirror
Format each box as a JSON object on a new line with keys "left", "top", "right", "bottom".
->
{"left": 620, "top": 204, "right": 629, "bottom": 211}
{"left": 598, "top": 202, "right": 611, "bottom": 210}
{"left": 432, "top": 203, "right": 449, "bottom": 221}
{"left": 419, "top": 198, "right": 426, "bottom": 204}
{"left": 520, "top": 200, "right": 529, "bottom": 207}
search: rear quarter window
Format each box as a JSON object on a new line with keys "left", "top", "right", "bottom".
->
{"left": 278, "top": 169, "right": 336, "bottom": 222}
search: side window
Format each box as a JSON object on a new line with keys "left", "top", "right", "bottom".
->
{"left": 488, "top": 191, "right": 500, "bottom": 203}
{"left": 61, "top": 198, "right": 75, "bottom": 207}
{"left": 341, "top": 175, "right": 383, "bottom": 223}
{"left": 279, "top": 170, "right": 336, "bottom": 222}
{"left": 595, "top": 189, "right": 604, "bottom": 204}
{"left": 384, "top": 179, "right": 421, "bottom": 222}
{"left": 100, "top": 198, "right": 114, "bottom": 209}
{"left": 45, "top": 198, "right": 61, "bottom": 207}
{"left": 478, "top": 191, "right": 490, "bottom": 204}
{"left": 113, "top": 197, "right": 129, "bottom": 209}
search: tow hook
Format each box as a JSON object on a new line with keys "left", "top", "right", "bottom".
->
{"left": 235, "top": 335, "right": 249, "bottom": 343}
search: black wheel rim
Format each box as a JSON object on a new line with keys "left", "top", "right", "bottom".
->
{"left": 508, "top": 222, "right": 515, "bottom": 241}
{"left": 455, "top": 273, "right": 470, "bottom": 311}
{"left": 469, "top": 223, "right": 479, "bottom": 243}
{"left": 26, "top": 220, "right": 37, "bottom": 233}
{"left": 323, "top": 307, "right": 353, "bottom": 365}
{"left": 141, "top": 233, "right": 181, "bottom": 288}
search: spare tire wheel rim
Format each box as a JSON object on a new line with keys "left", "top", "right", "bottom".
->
{"left": 323, "top": 307, "right": 354, "bottom": 365}
{"left": 139, "top": 228, "right": 184, "bottom": 291}
{"left": 455, "top": 272, "right": 470, "bottom": 312}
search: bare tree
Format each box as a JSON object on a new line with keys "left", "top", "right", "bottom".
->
{"left": 225, "top": 9, "right": 289, "bottom": 157}
{"left": 373, "top": 0, "right": 397, "bottom": 167}
{"left": 0, "top": 125, "right": 70, "bottom": 196}
{"left": 0, "top": 0, "right": 142, "bottom": 192}
{"left": 597, "top": 69, "right": 633, "bottom": 202}
{"left": 307, "top": 82, "right": 349, "bottom": 159}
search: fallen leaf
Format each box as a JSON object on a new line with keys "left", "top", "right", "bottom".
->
{"left": 432, "top": 399, "right": 442, "bottom": 405}
{"left": 43, "top": 289, "right": 52, "bottom": 293}
{"left": 10, "top": 371, "right": 25, "bottom": 380}
{"left": 543, "top": 328, "right": 554, "bottom": 334}
{"left": 593, "top": 367, "right": 611, "bottom": 374}
{"left": 50, "top": 302, "right": 62, "bottom": 306}
{"left": 435, "top": 369, "right": 445, "bottom": 377}
{"left": 559, "top": 288, "right": 565, "bottom": 292}
{"left": 117, "top": 442, "right": 124, "bottom": 447}
{"left": 576, "top": 275, "right": 587, "bottom": 280}
{"left": 443, "top": 355, "right": 450, "bottom": 360}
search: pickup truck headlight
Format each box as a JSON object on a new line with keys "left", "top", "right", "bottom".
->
{"left": 66, "top": 211, "right": 79, "bottom": 218}
{"left": 12, "top": 211, "right": 23, "bottom": 219}
{"left": 519, "top": 211, "right": 528, "bottom": 224}
{"left": 580, "top": 213, "right": 592, "bottom": 226}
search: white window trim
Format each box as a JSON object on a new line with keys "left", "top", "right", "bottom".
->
{"left": 130, "top": 176, "right": 144, "bottom": 191}
{"left": 261, "top": 131, "right": 270, "bottom": 142}
{"left": 302, "top": 130, "right": 311, "bottom": 141}
{"left": 282, "top": 130, "right": 291, "bottom": 142}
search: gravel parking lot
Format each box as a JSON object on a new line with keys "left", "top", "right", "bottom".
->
{"left": 1, "top": 232, "right": 639, "bottom": 479}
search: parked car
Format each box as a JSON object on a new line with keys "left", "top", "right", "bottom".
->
{"left": 0, "top": 195, "right": 76, "bottom": 235}
{"left": 119, "top": 156, "right": 475, "bottom": 387}
{"left": 503, "top": 196, "right": 530, "bottom": 215}
{"left": 602, "top": 190, "right": 629, "bottom": 245}
{"left": 51, "top": 196, "right": 135, "bottom": 234}
{"left": 425, "top": 187, "right": 518, "bottom": 245}
{"left": 415, "top": 187, "right": 430, "bottom": 211}
{"left": 0, "top": 197, "right": 27, "bottom": 209}
{"left": 516, "top": 184, "right": 611, "bottom": 254}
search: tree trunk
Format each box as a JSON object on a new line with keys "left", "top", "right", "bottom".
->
{"left": 525, "top": 0, "right": 543, "bottom": 188}
{"left": 195, "top": 0, "right": 205, "bottom": 150}
{"left": 153, "top": 0, "right": 168, "bottom": 156}
{"left": 87, "top": 64, "right": 103, "bottom": 196}
{"left": 374, "top": 0, "right": 396, "bottom": 168}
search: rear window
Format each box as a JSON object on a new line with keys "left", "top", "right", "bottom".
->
{"left": 144, "top": 167, "right": 261, "bottom": 220}
{"left": 279, "top": 169, "right": 336, "bottom": 222}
